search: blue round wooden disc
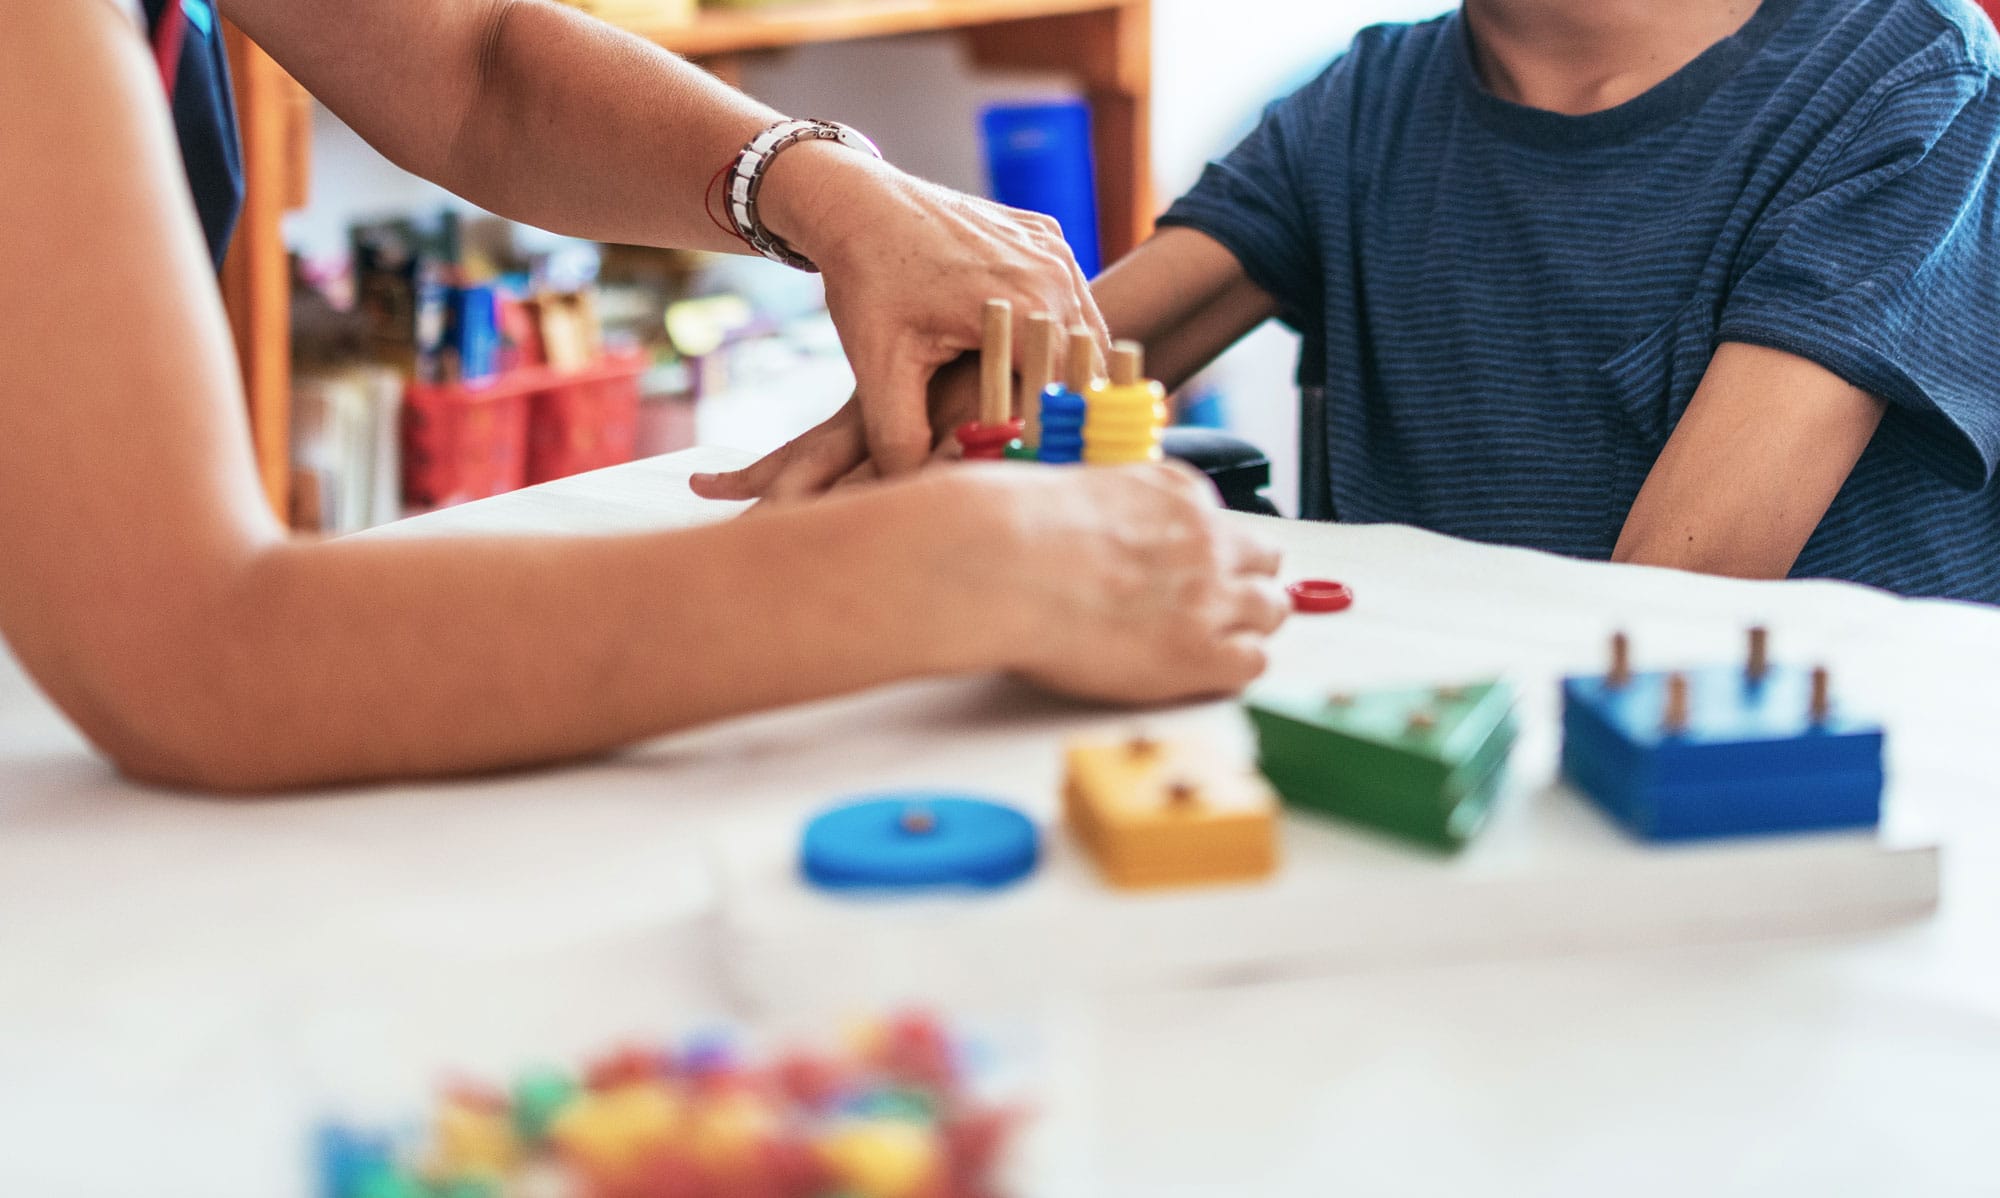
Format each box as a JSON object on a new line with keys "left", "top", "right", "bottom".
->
{"left": 801, "top": 793, "right": 1039, "bottom": 892}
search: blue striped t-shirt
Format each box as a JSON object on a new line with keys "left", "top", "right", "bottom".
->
{"left": 1160, "top": 0, "right": 2000, "bottom": 602}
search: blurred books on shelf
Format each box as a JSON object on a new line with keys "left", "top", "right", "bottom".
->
{"left": 288, "top": 205, "right": 858, "bottom": 529}
{"left": 292, "top": 367, "right": 403, "bottom": 534}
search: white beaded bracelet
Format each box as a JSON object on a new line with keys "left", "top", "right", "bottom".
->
{"left": 726, "top": 119, "right": 883, "bottom": 272}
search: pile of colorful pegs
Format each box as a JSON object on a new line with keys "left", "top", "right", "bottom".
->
{"left": 316, "top": 1012, "right": 1022, "bottom": 1198}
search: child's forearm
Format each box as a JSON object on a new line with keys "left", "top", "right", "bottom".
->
{"left": 1094, "top": 228, "right": 1279, "bottom": 390}
{"left": 1613, "top": 342, "right": 1886, "bottom": 580}
{"left": 78, "top": 484, "right": 1010, "bottom": 792}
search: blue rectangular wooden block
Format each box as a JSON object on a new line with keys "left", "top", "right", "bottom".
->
{"left": 1561, "top": 665, "right": 1884, "bottom": 841}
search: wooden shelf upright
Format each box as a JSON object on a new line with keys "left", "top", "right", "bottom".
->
{"left": 221, "top": 0, "right": 1154, "bottom": 512}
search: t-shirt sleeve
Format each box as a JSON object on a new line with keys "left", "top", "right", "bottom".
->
{"left": 1156, "top": 59, "right": 1348, "bottom": 332}
{"left": 1719, "top": 66, "right": 2000, "bottom": 490}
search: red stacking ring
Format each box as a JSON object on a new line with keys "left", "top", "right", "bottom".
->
{"left": 1287, "top": 579, "right": 1354, "bottom": 613}
{"left": 955, "top": 418, "right": 1026, "bottom": 461}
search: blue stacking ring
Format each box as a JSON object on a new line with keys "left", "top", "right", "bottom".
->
{"left": 800, "top": 793, "right": 1040, "bottom": 892}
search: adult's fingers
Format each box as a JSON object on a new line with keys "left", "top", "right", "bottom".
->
{"left": 1053, "top": 230, "right": 1112, "bottom": 354}
{"left": 691, "top": 402, "right": 868, "bottom": 502}
{"left": 833, "top": 459, "right": 880, "bottom": 490}
{"left": 1150, "top": 458, "right": 1226, "bottom": 507}
{"left": 852, "top": 349, "right": 947, "bottom": 480}
{"left": 1228, "top": 576, "right": 1291, "bottom": 636}
{"left": 764, "top": 431, "right": 871, "bottom": 503}
{"left": 1197, "top": 630, "right": 1272, "bottom": 694}
{"left": 1228, "top": 529, "right": 1284, "bottom": 577}
{"left": 690, "top": 447, "right": 790, "bottom": 502}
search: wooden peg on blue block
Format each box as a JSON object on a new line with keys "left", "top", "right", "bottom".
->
{"left": 1561, "top": 630, "right": 1884, "bottom": 841}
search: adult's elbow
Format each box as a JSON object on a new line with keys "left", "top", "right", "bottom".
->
{"left": 28, "top": 624, "right": 297, "bottom": 795}
{"left": 76, "top": 673, "right": 291, "bottom": 796}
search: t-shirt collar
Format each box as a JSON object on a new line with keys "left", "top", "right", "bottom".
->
{"left": 1452, "top": 0, "right": 1804, "bottom": 150}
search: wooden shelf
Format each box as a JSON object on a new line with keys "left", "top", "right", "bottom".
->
{"left": 625, "top": 0, "right": 1128, "bottom": 56}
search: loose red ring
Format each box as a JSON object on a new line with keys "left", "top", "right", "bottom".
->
{"left": 1287, "top": 579, "right": 1354, "bottom": 613}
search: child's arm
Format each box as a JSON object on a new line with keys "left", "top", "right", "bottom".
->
{"left": 1611, "top": 343, "right": 1887, "bottom": 579}
{"left": 695, "top": 228, "right": 1278, "bottom": 500}
{"left": 1093, "top": 229, "right": 1282, "bottom": 390}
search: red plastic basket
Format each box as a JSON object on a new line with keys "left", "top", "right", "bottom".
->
{"left": 402, "top": 372, "right": 533, "bottom": 509}
{"left": 401, "top": 353, "right": 648, "bottom": 508}
{"left": 526, "top": 352, "right": 646, "bottom": 485}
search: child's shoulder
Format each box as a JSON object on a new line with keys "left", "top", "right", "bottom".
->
{"left": 1278, "top": 13, "right": 1459, "bottom": 122}
{"left": 1818, "top": 0, "right": 2000, "bottom": 92}
{"left": 1343, "top": 11, "right": 1458, "bottom": 75}
{"left": 1899, "top": 0, "right": 2000, "bottom": 75}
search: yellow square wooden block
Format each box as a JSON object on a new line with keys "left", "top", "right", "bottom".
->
{"left": 1063, "top": 737, "right": 1279, "bottom": 890}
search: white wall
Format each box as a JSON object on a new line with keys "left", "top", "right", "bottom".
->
{"left": 294, "top": 0, "right": 1449, "bottom": 509}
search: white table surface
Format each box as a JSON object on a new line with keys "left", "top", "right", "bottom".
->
{"left": 2, "top": 447, "right": 1996, "bottom": 1197}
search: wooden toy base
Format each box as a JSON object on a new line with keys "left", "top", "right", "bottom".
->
{"left": 708, "top": 782, "right": 1937, "bottom": 1017}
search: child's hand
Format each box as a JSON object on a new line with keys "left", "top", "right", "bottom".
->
{"left": 693, "top": 357, "right": 984, "bottom": 502}
{"left": 949, "top": 461, "right": 1289, "bottom": 703}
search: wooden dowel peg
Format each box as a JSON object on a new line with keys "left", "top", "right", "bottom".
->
{"left": 1608, "top": 632, "right": 1632, "bottom": 689}
{"left": 980, "top": 298, "right": 1013, "bottom": 426}
{"left": 1020, "top": 313, "right": 1057, "bottom": 445}
{"left": 1810, "top": 665, "right": 1832, "bottom": 725}
{"left": 1746, "top": 626, "right": 1769, "bottom": 684}
{"left": 1065, "top": 326, "right": 1098, "bottom": 393}
{"left": 1661, "top": 672, "right": 1690, "bottom": 735}
{"left": 1109, "top": 340, "right": 1143, "bottom": 387}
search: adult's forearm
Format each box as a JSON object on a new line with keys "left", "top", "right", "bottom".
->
{"left": 227, "top": 0, "right": 797, "bottom": 254}
{"left": 92, "top": 488, "right": 1000, "bottom": 791}
{"left": 438, "top": 0, "right": 779, "bottom": 252}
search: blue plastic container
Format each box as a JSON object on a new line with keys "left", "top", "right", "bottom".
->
{"left": 449, "top": 284, "right": 501, "bottom": 383}
{"left": 982, "top": 101, "right": 1102, "bottom": 277}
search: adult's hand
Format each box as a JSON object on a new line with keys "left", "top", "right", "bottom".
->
{"left": 693, "top": 356, "right": 983, "bottom": 503}
{"left": 700, "top": 143, "right": 1107, "bottom": 492}
{"left": 962, "top": 460, "right": 1289, "bottom": 702}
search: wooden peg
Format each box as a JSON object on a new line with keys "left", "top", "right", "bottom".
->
{"left": 1662, "top": 672, "right": 1690, "bottom": 735}
{"left": 1747, "top": 627, "right": 1769, "bottom": 684}
{"left": 1109, "top": 340, "right": 1143, "bottom": 387}
{"left": 1125, "top": 735, "right": 1158, "bottom": 760}
{"left": 1065, "top": 326, "right": 1098, "bottom": 393}
{"left": 1810, "top": 666, "right": 1831, "bottom": 725}
{"left": 1166, "top": 780, "right": 1201, "bottom": 811}
{"left": 899, "top": 806, "right": 936, "bottom": 835}
{"left": 1406, "top": 709, "right": 1438, "bottom": 735}
{"left": 980, "top": 298, "right": 1013, "bottom": 427}
{"left": 1020, "top": 313, "right": 1057, "bottom": 446}
{"left": 1608, "top": 632, "right": 1632, "bottom": 689}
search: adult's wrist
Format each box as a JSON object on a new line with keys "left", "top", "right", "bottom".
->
{"left": 873, "top": 470, "right": 1037, "bottom": 676}
{"left": 755, "top": 138, "right": 898, "bottom": 274}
